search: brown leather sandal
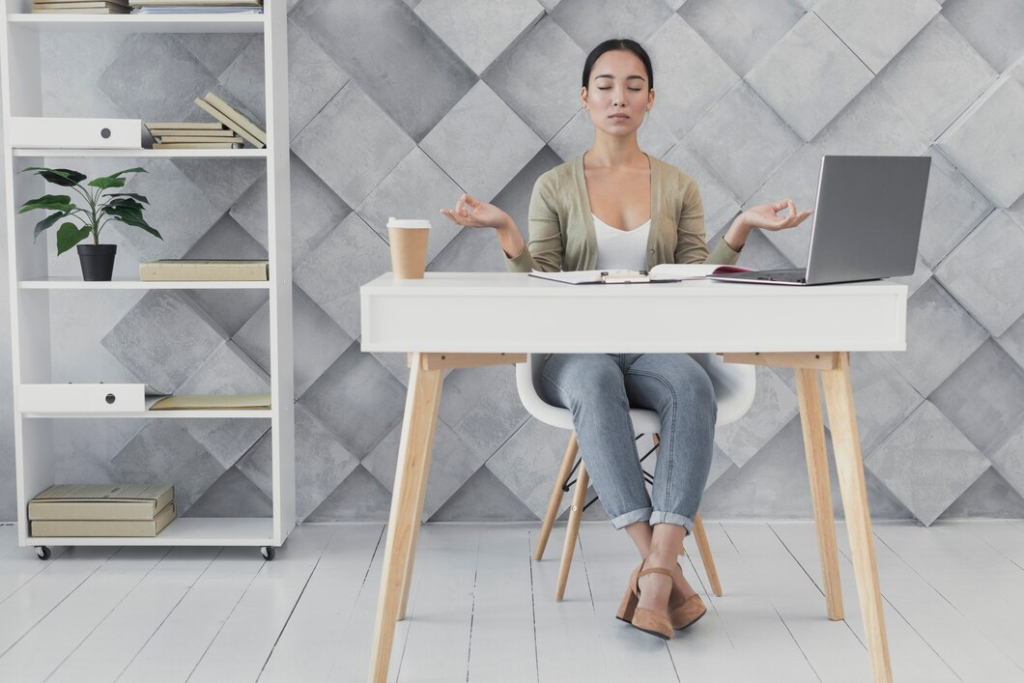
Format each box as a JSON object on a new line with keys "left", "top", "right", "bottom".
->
{"left": 668, "top": 562, "right": 707, "bottom": 630}
{"left": 615, "top": 560, "right": 674, "bottom": 640}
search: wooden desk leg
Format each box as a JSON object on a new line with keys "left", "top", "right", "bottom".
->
{"left": 821, "top": 353, "right": 893, "bottom": 683}
{"left": 794, "top": 368, "right": 844, "bottom": 621}
{"left": 396, "top": 372, "right": 443, "bottom": 622}
{"left": 369, "top": 353, "right": 445, "bottom": 683}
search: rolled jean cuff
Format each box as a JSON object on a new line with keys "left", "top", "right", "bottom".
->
{"left": 650, "top": 511, "right": 694, "bottom": 535}
{"left": 609, "top": 506, "right": 653, "bottom": 530}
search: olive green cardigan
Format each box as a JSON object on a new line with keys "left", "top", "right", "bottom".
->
{"left": 504, "top": 153, "right": 741, "bottom": 273}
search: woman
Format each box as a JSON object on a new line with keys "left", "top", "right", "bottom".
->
{"left": 441, "top": 38, "right": 812, "bottom": 640}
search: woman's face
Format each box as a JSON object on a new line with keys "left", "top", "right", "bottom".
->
{"left": 582, "top": 49, "right": 654, "bottom": 138}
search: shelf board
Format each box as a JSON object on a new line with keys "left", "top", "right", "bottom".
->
{"left": 20, "top": 277, "right": 271, "bottom": 290}
{"left": 6, "top": 14, "right": 265, "bottom": 34}
{"left": 26, "top": 517, "right": 276, "bottom": 546}
{"left": 23, "top": 408, "right": 273, "bottom": 419}
{"left": 12, "top": 147, "right": 267, "bottom": 158}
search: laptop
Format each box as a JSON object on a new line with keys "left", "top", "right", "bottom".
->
{"left": 707, "top": 155, "right": 931, "bottom": 285}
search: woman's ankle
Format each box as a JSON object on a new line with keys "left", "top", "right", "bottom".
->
{"left": 644, "top": 550, "right": 678, "bottom": 568}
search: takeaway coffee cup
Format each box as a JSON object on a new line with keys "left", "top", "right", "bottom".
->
{"left": 386, "top": 217, "right": 431, "bottom": 279}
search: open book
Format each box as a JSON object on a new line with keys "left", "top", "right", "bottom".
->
{"left": 528, "top": 263, "right": 752, "bottom": 285}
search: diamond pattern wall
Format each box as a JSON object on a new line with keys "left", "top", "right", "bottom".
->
{"left": 1, "top": 0, "right": 1023, "bottom": 526}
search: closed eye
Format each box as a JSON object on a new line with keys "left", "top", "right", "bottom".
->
{"left": 597, "top": 87, "right": 642, "bottom": 92}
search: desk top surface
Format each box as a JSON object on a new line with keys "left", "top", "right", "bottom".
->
{"left": 360, "top": 272, "right": 909, "bottom": 354}
{"left": 362, "top": 272, "right": 907, "bottom": 299}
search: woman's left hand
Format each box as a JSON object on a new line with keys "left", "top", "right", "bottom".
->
{"left": 740, "top": 198, "right": 813, "bottom": 232}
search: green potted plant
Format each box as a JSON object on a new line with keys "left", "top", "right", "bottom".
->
{"left": 17, "top": 166, "right": 162, "bottom": 281}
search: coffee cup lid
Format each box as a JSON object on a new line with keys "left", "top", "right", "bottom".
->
{"left": 387, "top": 217, "right": 432, "bottom": 229}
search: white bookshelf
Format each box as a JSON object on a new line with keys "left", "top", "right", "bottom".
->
{"left": 20, "top": 277, "right": 272, "bottom": 289}
{"left": 12, "top": 147, "right": 269, "bottom": 157}
{"left": 0, "top": 0, "right": 295, "bottom": 560}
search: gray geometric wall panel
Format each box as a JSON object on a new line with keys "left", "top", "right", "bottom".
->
{"left": 2, "top": 0, "right": 1024, "bottom": 527}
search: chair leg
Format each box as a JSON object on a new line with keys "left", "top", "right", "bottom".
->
{"left": 691, "top": 512, "right": 723, "bottom": 597}
{"left": 534, "top": 432, "right": 579, "bottom": 561}
{"left": 555, "top": 459, "right": 589, "bottom": 602}
{"left": 652, "top": 434, "right": 724, "bottom": 597}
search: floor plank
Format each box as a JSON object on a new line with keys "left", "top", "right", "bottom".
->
{"left": 0, "top": 546, "right": 168, "bottom": 682}
{"left": 45, "top": 546, "right": 219, "bottom": 683}
{"left": 116, "top": 546, "right": 266, "bottom": 681}
{"left": 190, "top": 525, "right": 335, "bottom": 683}
{"left": 970, "top": 520, "right": 1024, "bottom": 571}
{"left": 465, "top": 525, "right": 537, "bottom": 683}
{"left": 775, "top": 520, "right": 997, "bottom": 682}
{"left": 683, "top": 522, "right": 819, "bottom": 683}
{"left": 529, "top": 528, "right": 609, "bottom": 683}
{"left": 873, "top": 522, "right": 1024, "bottom": 677}
{"left": 258, "top": 524, "right": 383, "bottom": 683}
{"left": 324, "top": 524, "right": 431, "bottom": 683}
{"left": 396, "top": 525, "right": 479, "bottom": 682}
{"left": 0, "top": 543, "right": 70, "bottom": 605}
{"left": 722, "top": 522, "right": 870, "bottom": 682}
{"left": 0, "top": 546, "right": 117, "bottom": 659}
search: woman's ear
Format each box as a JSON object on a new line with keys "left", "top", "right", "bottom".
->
{"left": 580, "top": 86, "right": 588, "bottom": 110}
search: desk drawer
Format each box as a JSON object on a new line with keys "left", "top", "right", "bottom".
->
{"left": 20, "top": 384, "right": 147, "bottom": 415}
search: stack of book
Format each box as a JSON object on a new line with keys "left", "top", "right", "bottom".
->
{"left": 29, "top": 484, "right": 176, "bottom": 537}
{"left": 129, "top": 0, "right": 262, "bottom": 14}
{"left": 31, "top": 0, "right": 130, "bottom": 14}
{"left": 194, "top": 92, "right": 267, "bottom": 148}
{"left": 140, "top": 258, "right": 269, "bottom": 281}
{"left": 144, "top": 121, "right": 243, "bottom": 149}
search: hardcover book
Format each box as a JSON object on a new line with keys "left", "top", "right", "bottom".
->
{"left": 29, "top": 483, "right": 174, "bottom": 520}
{"left": 140, "top": 258, "right": 269, "bottom": 281}
{"left": 31, "top": 502, "right": 176, "bottom": 537}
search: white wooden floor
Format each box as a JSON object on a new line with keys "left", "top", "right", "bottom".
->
{"left": 1, "top": 519, "right": 1023, "bottom": 683}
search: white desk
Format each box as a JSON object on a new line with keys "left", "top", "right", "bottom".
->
{"left": 361, "top": 272, "right": 907, "bottom": 683}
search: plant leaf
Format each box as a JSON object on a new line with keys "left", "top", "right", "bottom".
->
{"left": 107, "top": 167, "right": 147, "bottom": 179}
{"left": 20, "top": 167, "right": 87, "bottom": 187}
{"left": 88, "top": 176, "right": 127, "bottom": 190}
{"left": 33, "top": 212, "right": 69, "bottom": 242}
{"left": 116, "top": 166, "right": 146, "bottom": 175}
{"left": 105, "top": 192, "right": 150, "bottom": 204}
{"left": 18, "top": 194, "right": 75, "bottom": 214}
{"left": 104, "top": 197, "right": 144, "bottom": 210}
{"left": 102, "top": 205, "right": 162, "bottom": 239}
{"left": 56, "top": 222, "right": 92, "bottom": 255}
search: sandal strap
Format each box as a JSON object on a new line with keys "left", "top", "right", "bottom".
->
{"left": 638, "top": 566, "right": 674, "bottom": 579}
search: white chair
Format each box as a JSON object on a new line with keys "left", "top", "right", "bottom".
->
{"left": 516, "top": 352, "right": 756, "bottom": 600}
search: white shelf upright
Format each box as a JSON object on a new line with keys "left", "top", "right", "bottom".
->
{"left": 0, "top": 0, "right": 295, "bottom": 560}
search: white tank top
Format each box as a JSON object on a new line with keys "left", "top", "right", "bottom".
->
{"left": 593, "top": 214, "right": 651, "bottom": 271}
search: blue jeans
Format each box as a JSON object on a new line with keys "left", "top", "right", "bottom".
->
{"left": 541, "top": 353, "right": 717, "bottom": 534}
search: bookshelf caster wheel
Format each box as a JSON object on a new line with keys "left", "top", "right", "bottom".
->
{"left": 36, "top": 546, "right": 51, "bottom": 560}
{"left": 260, "top": 546, "right": 276, "bottom": 561}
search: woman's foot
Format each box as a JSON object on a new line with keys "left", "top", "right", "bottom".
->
{"left": 634, "top": 554, "right": 707, "bottom": 631}
{"left": 670, "top": 566, "right": 698, "bottom": 607}
{"left": 635, "top": 553, "right": 675, "bottom": 616}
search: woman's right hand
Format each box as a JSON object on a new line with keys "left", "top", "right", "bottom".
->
{"left": 440, "top": 193, "right": 511, "bottom": 231}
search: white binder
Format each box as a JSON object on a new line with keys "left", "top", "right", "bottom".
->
{"left": 9, "top": 117, "right": 142, "bottom": 149}
{"left": 19, "top": 384, "right": 167, "bottom": 415}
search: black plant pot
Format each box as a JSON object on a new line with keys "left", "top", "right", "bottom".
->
{"left": 77, "top": 244, "right": 117, "bottom": 281}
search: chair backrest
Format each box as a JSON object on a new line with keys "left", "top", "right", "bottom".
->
{"left": 516, "top": 353, "right": 756, "bottom": 430}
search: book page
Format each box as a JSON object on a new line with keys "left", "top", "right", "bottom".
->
{"left": 648, "top": 263, "right": 753, "bottom": 281}
{"left": 528, "top": 269, "right": 644, "bottom": 285}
